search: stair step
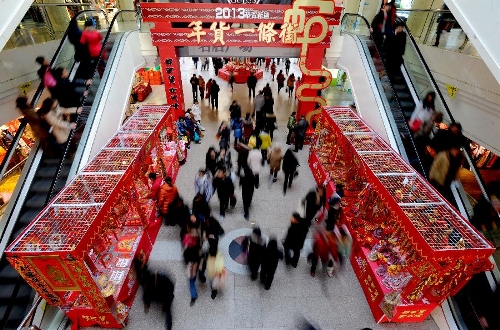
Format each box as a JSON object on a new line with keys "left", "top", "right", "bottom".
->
{"left": 31, "top": 179, "right": 53, "bottom": 193}
{"left": 392, "top": 84, "right": 406, "bottom": 90}
{"left": 399, "top": 100, "right": 414, "bottom": 108}
{"left": 24, "top": 195, "right": 47, "bottom": 209}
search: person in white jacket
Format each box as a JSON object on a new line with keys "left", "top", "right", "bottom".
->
{"left": 247, "top": 148, "right": 262, "bottom": 189}
{"left": 190, "top": 101, "right": 205, "bottom": 131}
{"left": 409, "top": 91, "right": 435, "bottom": 132}
{"left": 40, "top": 97, "right": 81, "bottom": 144}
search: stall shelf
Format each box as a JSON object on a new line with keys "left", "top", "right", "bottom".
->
{"left": 309, "top": 107, "right": 494, "bottom": 323}
{"left": 6, "top": 106, "right": 182, "bottom": 329}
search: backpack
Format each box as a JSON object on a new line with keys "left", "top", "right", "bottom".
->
{"left": 43, "top": 67, "right": 57, "bottom": 88}
{"left": 287, "top": 115, "right": 296, "bottom": 130}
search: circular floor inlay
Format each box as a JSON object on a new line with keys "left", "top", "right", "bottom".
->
{"left": 228, "top": 236, "right": 248, "bottom": 265}
{"left": 219, "top": 228, "right": 253, "bottom": 275}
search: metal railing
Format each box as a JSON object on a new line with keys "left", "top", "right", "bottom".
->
{"left": 16, "top": 296, "right": 43, "bottom": 330}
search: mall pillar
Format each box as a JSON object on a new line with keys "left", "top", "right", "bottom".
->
{"left": 296, "top": 44, "right": 328, "bottom": 129}
{"left": 157, "top": 46, "right": 185, "bottom": 119}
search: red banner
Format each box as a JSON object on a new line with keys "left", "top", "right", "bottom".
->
{"left": 141, "top": 3, "right": 341, "bottom": 24}
{"left": 150, "top": 29, "right": 332, "bottom": 47}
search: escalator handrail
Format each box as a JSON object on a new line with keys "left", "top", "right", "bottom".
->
{"left": 341, "top": 12, "right": 490, "bottom": 202}
{"left": 402, "top": 25, "right": 490, "bottom": 201}
{"left": 340, "top": 13, "right": 427, "bottom": 178}
{"left": 0, "top": 9, "right": 108, "bottom": 181}
{"left": 45, "top": 9, "right": 141, "bottom": 205}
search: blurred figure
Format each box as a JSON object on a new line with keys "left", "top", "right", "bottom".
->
{"left": 247, "top": 72, "right": 257, "bottom": 98}
{"left": 158, "top": 177, "right": 179, "bottom": 223}
{"left": 309, "top": 226, "right": 339, "bottom": 277}
{"left": 67, "top": 17, "right": 84, "bottom": 62}
{"left": 198, "top": 76, "right": 205, "bottom": 100}
{"left": 231, "top": 116, "right": 243, "bottom": 147}
{"left": 283, "top": 212, "right": 308, "bottom": 268}
{"left": 282, "top": 147, "right": 299, "bottom": 195}
{"left": 260, "top": 237, "right": 283, "bottom": 290}
{"left": 259, "top": 129, "right": 272, "bottom": 166}
{"left": 409, "top": 91, "right": 435, "bottom": 133}
{"left": 40, "top": 97, "right": 81, "bottom": 145}
{"left": 286, "top": 111, "right": 296, "bottom": 145}
{"left": 190, "top": 74, "right": 199, "bottom": 101}
{"left": 212, "top": 169, "right": 234, "bottom": 220}
{"left": 335, "top": 225, "right": 352, "bottom": 267}
{"left": 429, "top": 143, "right": 463, "bottom": 202}
{"left": 205, "top": 147, "right": 218, "bottom": 176}
{"left": 244, "top": 227, "right": 266, "bottom": 281}
{"left": 205, "top": 79, "right": 213, "bottom": 104}
{"left": 431, "top": 122, "right": 469, "bottom": 156}
{"left": 194, "top": 168, "right": 213, "bottom": 203}
{"left": 304, "top": 185, "right": 326, "bottom": 227}
{"left": 205, "top": 244, "right": 226, "bottom": 299}
{"left": 247, "top": 141, "right": 263, "bottom": 188}
{"left": 240, "top": 166, "right": 255, "bottom": 220}
{"left": 216, "top": 147, "right": 232, "bottom": 174}
{"left": 268, "top": 143, "right": 283, "bottom": 182}
{"left": 217, "top": 121, "right": 230, "bottom": 151}
{"left": 326, "top": 194, "right": 341, "bottom": 231}
{"left": 176, "top": 116, "right": 190, "bottom": 147}
{"left": 294, "top": 115, "right": 308, "bottom": 152}
{"left": 265, "top": 112, "right": 277, "bottom": 140}
{"left": 235, "top": 142, "right": 250, "bottom": 177}
{"left": 182, "top": 215, "right": 201, "bottom": 306}
{"left": 471, "top": 181, "right": 500, "bottom": 232}
{"left": 192, "top": 56, "right": 199, "bottom": 69}
{"left": 265, "top": 57, "right": 271, "bottom": 71}
{"left": 210, "top": 80, "right": 220, "bottom": 109}
{"left": 15, "top": 97, "right": 51, "bottom": 151}
{"left": 229, "top": 100, "right": 242, "bottom": 121}
{"left": 80, "top": 19, "right": 103, "bottom": 78}
{"left": 133, "top": 259, "right": 175, "bottom": 330}
{"left": 253, "top": 90, "right": 265, "bottom": 127}
{"left": 371, "top": 2, "right": 395, "bottom": 50}
{"left": 270, "top": 61, "right": 276, "bottom": 80}
{"left": 36, "top": 56, "right": 57, "bottom": 94}
{"left": 384, "top": 20, "right": 407, "bottom": 77}
{"left": 242, "top": 113, "right": 254, "bottom": 144}
{"left": 276, "top": 70, "right": 285, "bottom": 93}
{"left": 52, "top": 67, "right": 90, "bottom": 108}
{"left": 285, "top": 58, "right": 291, "bottom": 75}
{"left": 229, "top": 72, "right": 235, "bottom": 92}
{"left": 433, "top": 4, "right": 455, "bottom": 47}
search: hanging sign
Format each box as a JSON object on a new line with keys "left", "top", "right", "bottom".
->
{"left": 445, "top": 83, "right": 458, "bottom": 98}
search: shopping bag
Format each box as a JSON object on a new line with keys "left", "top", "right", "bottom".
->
{"left": 408, "top": 118, "right": 422, "bottom": 132}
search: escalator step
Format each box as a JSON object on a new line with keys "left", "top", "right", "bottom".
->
{"left": 4, "top": 304, "right": 30, "bottom": 329}
{"left": 31, "top": 179, "right": 53, "bottom": 193}
{"left": 24, "top": 195, "right": 47, "bottom": 209}
{"left": 0, "top": 265, "right": 19, "bottom": 283}
{"left": 41, "top": 158, "right": 62, "bottom": 166}
{"left": 395, "top": 92, "right": 411, "bottom": 99}
{"left": 392, "top": 84, "right": 406, "bottom": 90}
{"left": 0, "top": 305, "right": 7, "bottom": 323}
{"left": 399, "top": 101, "right": 414, "bottom": 108}
{"left": 0, "top": 284, "right": 15, "bottom": 300}
{"left": 36, "top": 166, "right": 58, "bottom": 178}
{"left": 19, "top": 209, "right": 42, "bottom": 224}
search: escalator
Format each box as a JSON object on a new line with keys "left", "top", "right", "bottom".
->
{"left": 341, "top": 13, "right": 498, "bottom": 330}
{"left": 0, "top": 10, "right": 140, "bottom": 330}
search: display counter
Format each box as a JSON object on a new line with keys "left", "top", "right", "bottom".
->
{"left": 218, "top": 61, "right": 263, "bottom": 84}
{"left": 309, "top": 107, "right": 495, "bottom": 323}
{"left": 6, "top": 106, "right": 183, "bottom": 329}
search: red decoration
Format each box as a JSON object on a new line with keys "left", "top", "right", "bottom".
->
{"left": 6, "top": 106, "right": 183, "bottom": 329}
{"left": 309, "top": 107, "right": 494, "bottom": 323}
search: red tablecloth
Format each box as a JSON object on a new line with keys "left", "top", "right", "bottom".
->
{"left": 218, "top": 66, "right": 263, "bottom": 84}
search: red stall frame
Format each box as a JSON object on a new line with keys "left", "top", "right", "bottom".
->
{"left": 6, "top": 106, "right": 184, "bottom": 329}
{"left": 309, "top": 107, "right": 494, "bottom": 322}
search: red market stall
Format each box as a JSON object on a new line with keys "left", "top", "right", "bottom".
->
{"left": 6, "top": 106, "right": 185, "bottom": 329}
{"left": 218, "top": 61, "right": 264, "bottom": 84}
{"left": 309, "top": 107, "right": 495, "bottom": 323}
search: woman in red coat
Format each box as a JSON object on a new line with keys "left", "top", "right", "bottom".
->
{"left": 80, "top": 19, "right": 103, "bottom": 78}
{"left": 270, "top": 61, "right": 277, "bottom": 81}
{"left": 264, "top": 58, "right": 271, "bottom": 71}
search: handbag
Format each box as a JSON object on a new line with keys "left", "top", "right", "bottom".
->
{"left": 408, "top": 118, "right": 422, "bottom": 132}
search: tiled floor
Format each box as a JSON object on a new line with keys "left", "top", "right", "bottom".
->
{"left": 88, "top": 59, "right": 440, "bottom": 330}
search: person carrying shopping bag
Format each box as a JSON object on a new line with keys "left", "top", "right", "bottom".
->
{"left": 206, "top": 246, "right": 226, "bottom": 299}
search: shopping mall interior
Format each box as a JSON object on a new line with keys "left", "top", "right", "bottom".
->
{"left": 0, "top": 0, "right": 499, "bottom": 329}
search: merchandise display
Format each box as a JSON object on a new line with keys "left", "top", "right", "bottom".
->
{"left": 309, "top": 106, "right": 495, "bottom": 323}
{"left": 6, "top": 106, "right": 184, "bottom": 329}
{"left": 218, "top": 60, "right": 264, "bottom": 84}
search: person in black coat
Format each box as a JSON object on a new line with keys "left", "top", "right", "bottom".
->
{"left": 247, "top": 72, "right": 257, "bottom": 98}
{"left": 240, "top": 166, "right": 255, "bottom": 220}
{"left": 134, "top": 259, "right": 175, "bottom": 330}
{"left": 282, "top": 148, "right": 299, "bottom": 195}
{"left": 51, "top": 67, "right": 90, "bottom": 108}
{"left": 260, "top": 237, "right": 283, "bottom": 290}
{"left": 205, "top": 147, "right": 218, "bottom": 176}
{"left": 198, "top": 215, "right": 225, "bottom": 282}
{"left": 235, "top": 142, "right": 250, "bottom": 176}
{"left": 283, "top": 212, "right": 308, "bottom": 268}
{"left": 294, "top": 115, "right": 309, "bottom": 152}
{"left": 210, "top": 81, "right": 220, "bottom": 109}
{"left": 217, "top": 121, "right": 231, "bottom": 151}
{"left": 212, "top": 169, "right": 234, "bottom": 220}
{"left": 244, "top": 227, "right": 266, "bottom": 280}
{"left": 304, "top": 185, "right": 326, "bottom": 226}
{"left": 229, "top": 100, "right": 242, "bottom": 120}
{"left": 384, "top": 21, "right": 407, "bottom": 77}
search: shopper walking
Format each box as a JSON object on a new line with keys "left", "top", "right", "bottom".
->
{"left": 229, "top": 73, "right": 235, "bottom": 92}
{"left": 240, "top": 166, "right": 255, "bottom": 220}
{"left": 235, "top": 142, "right": 250, "bottom": 176}
{"left": 265, "top": 112, "right": 277, "bottom": 140}
{"left": 198, "top": 75, "right": 205, "bottom": 100}
{"left": 259, "top": 129, "right": 272, "bottom": 166}
{"left": 205, "top": 147, "right": 218, "bottom": 176}
{"left": 244, "top": 227, "right": 266, "bottom": 280}
{"left": 80, "top": 19, "right": 103, "bottom": 79}
{"left": 286, "top": 111, "right": 296, "bottom": 145}
{"left": 282, "top": 148, "right": 299, "bottom": 195}
{"left": 247, "top": 72, "right": 257, "bottom": 98}
{"left": 242, "top": 113, "right": 254, "bottom": 144}
{"left": 260, "top": 237, "right": 283, "bottom": 290}
{"left": 253, "top": 90, "right": 265, "bottom": 129}
{"left": 283, "top": 212, "right": 308, "bottom": 268}
{"left": 276, "top": 70, "right": 285, "bottom": 93}
{"left": 41, "top": 98, "right": 81, "bottom": 145}
{"left": 270, "top": 61, "right": 277, "bottom": 81}
{"left": 247, "top": 144, "right": 262, "bottom": 189}
{"left": 264, "top": 57, "right": 271, "bottom": 71}
{"left": 183, "top": 215, "right": 201, "bottom": 306}
{"left": 268, "top": 143, "right": 283, "bottom": 182}
{"left": 194, "top": 168, "right": 213, "bottom": 203}
{"left": 212, "top": 169, "right": 234, "bottom": 220}
{"left": 192, "top": 57, "right": 199, "bottom": 69}
{"left": 205, "top": 79, "right": 213, "bottom": 104}
{"left": 287, "top": 74, "right": 296, "bottom": 98}
{"left": 304, "top": 185, "right": 326, "bottom": 226}
{"left": 190, "top": 74, "right": 199, "bottom": 101}
{"left": 294, "top": 115, "right": 309, "bottom": 152}
{"left": 285, "top": 58, "right": 291, "bottom": 75}
{"left": 217, "top": 121, "right": 231, "bottom": 151}
{"left": 309, "top": 226, "right": 338, "bottom": 277}
{"left": 210, "top": 80, "right": 220, "bottom": 109}
{"left": 229, "top": 100, "right": 242, "bottom": 121}
{"left": 231, "top": 117, "right": 243, "bottom": 147}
